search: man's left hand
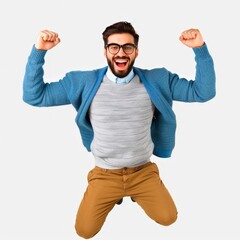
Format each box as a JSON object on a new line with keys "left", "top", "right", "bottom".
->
{"left": 179, "top": 29, "right": 204, "bottom": 48}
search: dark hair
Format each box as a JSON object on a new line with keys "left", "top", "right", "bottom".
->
{"left": 102, "top": 21, "right": 139, "bottom": 47}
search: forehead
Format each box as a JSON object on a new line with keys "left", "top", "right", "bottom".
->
{"left": 107, "top": 33, "right": 135, "bottom": 44}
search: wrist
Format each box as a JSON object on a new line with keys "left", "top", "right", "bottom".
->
{"left": 193, "top": 41, "right": 205, "bottom": 49}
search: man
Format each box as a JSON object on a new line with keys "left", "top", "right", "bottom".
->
{"left": 23, "top": 21, "right": 216, "bottom": 239}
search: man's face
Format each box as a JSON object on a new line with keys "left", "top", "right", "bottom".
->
{"left": 104, "top": 33, "right": 138, "bottom": 78}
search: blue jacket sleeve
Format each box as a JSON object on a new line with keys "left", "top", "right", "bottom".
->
{"left": 169, "top": 43, "right": 216, "bottom": 102}
{"left": 23, "top": 46, "right": 71, "bottom": 107}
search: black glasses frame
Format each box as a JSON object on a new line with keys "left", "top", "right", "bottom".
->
{"left": 105, "top": 43, "right": 137, "bottom": 55}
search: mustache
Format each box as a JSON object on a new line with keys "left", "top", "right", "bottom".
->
{"left": 113, "top": 56, "right": 130, "bottom": 61}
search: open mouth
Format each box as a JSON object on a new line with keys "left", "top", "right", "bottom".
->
{"left": 114, "top": 59, "right": 128, "bottom": 68}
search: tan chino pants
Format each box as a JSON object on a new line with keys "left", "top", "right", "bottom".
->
{"left": 75, "top": 161, "right": 177, "bottom": 239}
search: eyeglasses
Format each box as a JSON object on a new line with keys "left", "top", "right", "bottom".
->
{"left": 105, "top": 43, "right": 137, "bottom": 55}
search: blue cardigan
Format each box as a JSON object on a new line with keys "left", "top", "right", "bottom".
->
{"left": 23, "top": 44, "right": 216, "bottom": 158}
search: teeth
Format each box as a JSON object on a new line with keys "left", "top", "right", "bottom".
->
{"left": 116, "top": 60, "right": 127, "bottom": 63}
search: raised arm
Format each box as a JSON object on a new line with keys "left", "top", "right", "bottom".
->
{"left": 169, "top": 29, "right": 216, "bottom": 102}
{"left": 23, "top": 30, "right": 71, "bottom": 107}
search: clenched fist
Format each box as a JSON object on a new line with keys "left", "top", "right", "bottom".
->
{"left": 179, "top": 29, "right": 204, "bottom": 48}
{"left": 35, "top": 30, "right": 61, "bottom": 50}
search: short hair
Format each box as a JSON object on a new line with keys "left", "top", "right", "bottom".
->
{"left": 102, "top": 21, "right": 139, "bottom": 47}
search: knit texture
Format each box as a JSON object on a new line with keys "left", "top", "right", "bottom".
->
{"left": 89, "top": 75, "right": 154, "bottom": 169}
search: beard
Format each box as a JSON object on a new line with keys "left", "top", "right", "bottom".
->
{"left": 107, "top": 57, "right": 135, "bottom": 78}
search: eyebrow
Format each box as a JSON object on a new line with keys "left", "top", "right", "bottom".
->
{"left": 106, "top": 43, "right": 137, "bottom": 46}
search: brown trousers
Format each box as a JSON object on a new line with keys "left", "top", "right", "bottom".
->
{"left": 75, "top": 161, "right": 177, "bottom": 239}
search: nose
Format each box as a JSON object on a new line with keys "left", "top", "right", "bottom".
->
{"left": 117, "top": 46, "right": 127, "bottom": 56}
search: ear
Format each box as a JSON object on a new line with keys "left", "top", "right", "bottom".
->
{"left": 104, "top": 48, "right": 107, "bottom": 57}
{"left": 135, "top": 48, "right": 139, "bottom": 58}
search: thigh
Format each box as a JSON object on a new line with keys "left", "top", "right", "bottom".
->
{"left": 75, "top": 168, "right": 123, "bottom": 238}
{"left": 132, "top": 163, "right": 178, "bottom": 226}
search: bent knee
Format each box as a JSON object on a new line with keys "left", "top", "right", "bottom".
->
{"left": 156, "top": 211, "right": 178, "bottom": 226}
{"left": 75, "top": 224, "right": 99, "bottom": 239}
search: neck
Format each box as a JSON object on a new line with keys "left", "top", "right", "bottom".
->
{"left": 106, "top": 68, "right": 135, "bottom": 84}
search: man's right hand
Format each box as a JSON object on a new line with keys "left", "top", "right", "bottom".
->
{"left": 35, "top": 30, "right": 61, "bottom": 50}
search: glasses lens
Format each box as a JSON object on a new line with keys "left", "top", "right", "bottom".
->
{"left": 108, "top": 44, "right": 120, "bottom": 54}
{"left": 123, "top": 44, "right": 135, "bottom": 54}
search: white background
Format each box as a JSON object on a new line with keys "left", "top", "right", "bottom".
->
{"left": 1, "top": 0, "right": 239, "bottom": 239}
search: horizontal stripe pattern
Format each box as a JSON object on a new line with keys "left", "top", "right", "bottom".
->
{"left": 89, "top": 75, "right": 155, "bottom": 169}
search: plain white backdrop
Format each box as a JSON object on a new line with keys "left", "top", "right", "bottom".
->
{"left": 1, "top": 0, "right": 239, "bottom": 239}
